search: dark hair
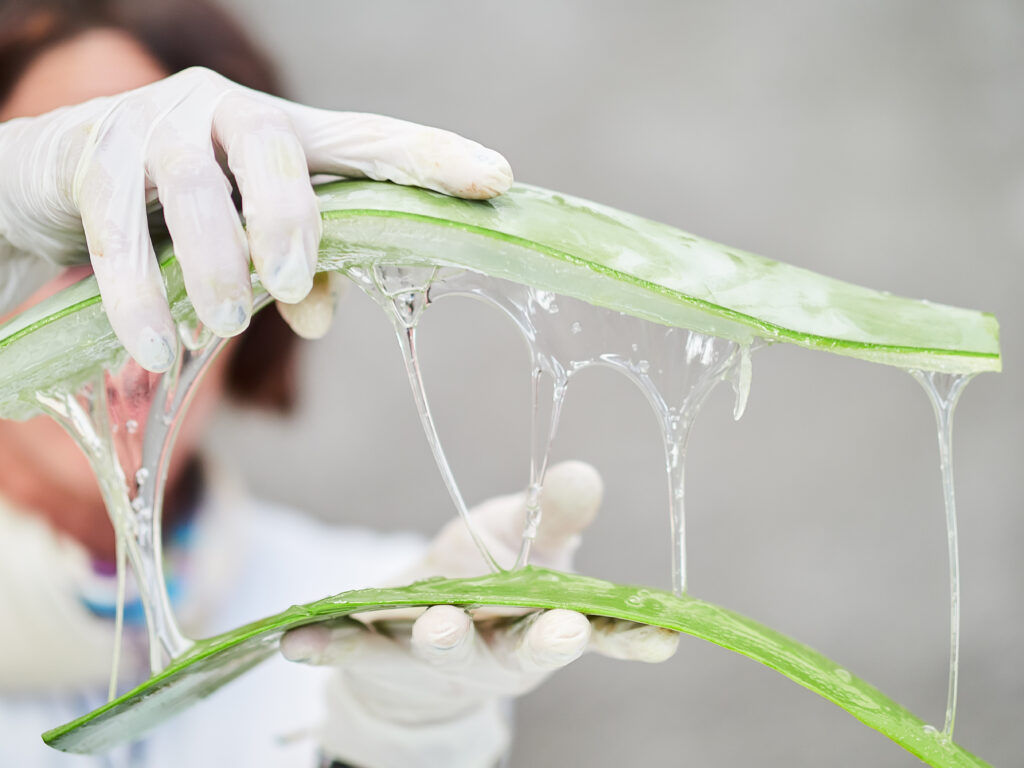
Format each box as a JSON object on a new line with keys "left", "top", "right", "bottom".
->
{"left": 0, "top": 0, "right": 300, "bottom": 411}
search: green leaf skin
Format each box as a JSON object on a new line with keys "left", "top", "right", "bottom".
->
{"left": 0, "top": 180, "right": 1001, "bottom": 421}
{"left": 42, "top": 567, "right": 989, "bottom": 767}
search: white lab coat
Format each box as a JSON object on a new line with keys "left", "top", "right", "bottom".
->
{"left": 0, "top": 467, "right": 426, "bottom": 767}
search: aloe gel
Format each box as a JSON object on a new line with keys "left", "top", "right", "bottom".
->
{"left": 0, "top": 181, "right": 1000, "bottom": 765}
{"left": 910, "top": 370, "right": 974, "bottom": 739}
{"left": 352, "top": 264, "right": 752, "bottom": 594}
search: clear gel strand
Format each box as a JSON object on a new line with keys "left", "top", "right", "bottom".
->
{"left": 394, "top": 322, "right": 502, "bottom": 573}
{"left": 102, "top": 361, "right": 179, "bottom": 672}
{"left": 910, "top": 370, "right": 973, "bottom": 739}
{"left": 115, "top": 315, "right": 235, "bottom": 671}
{"left": 110, "top": 530, "right": 126, "bottom": 700}
{"left": 32, "top": 312, "right": 233, "bottom": 681}
{"left": 623, "top": 335, "right": 752, "bottom": 595}
{"left": 353, "top": 264, "right": 505, "bottom": 572}
{"left": 34, "top": 382, "right": 134, "bottom": 699}
{"left": 731, "top": 341, "right": 753, "bottom": 420}
{"left": 514, "top": 366, "right": 568, "bottom": 568}
{"left": 663, "top": 414, "right": 690, "bottom": 597}
{"left": 101, "top": 319, "right": 225, "bottom": 672}
{"left": 411, "top": 267, "right": 756, "bottom": 586}
{"left": 427, "top": 274, "right": 576, "bottom": 569}
{"left": 88, "top": 379, "right": 130, "bottom": 701}
{"left": 133, "top": 318, "right": 239, "bottom": 669}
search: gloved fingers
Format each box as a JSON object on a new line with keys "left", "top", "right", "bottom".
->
{"left": 146, "top": 130, "right": 253, "bottom": 337}
{"left": 405, "top": 460, "right": 604, "bottom": 583}
{"left": 277, "top": 101, "right": 513, "bottom": 200}
{"left": 276, "top": 271, "right": 345, "bottom": 339}
{"left": 410, "top": 605, "right": 476, "bottom": 668}
{"left": 529, "top": 460, "right": 603, "bottom": 562}
{"left": 464, "top": 460, "right": 603, "bottom": 570}
{"left": 282, "top": 617, "right": 448, "bottom": 677}
{"left": 213, "top": 93, "right": 321, "bottom": 304}
{"left": 78, "top": 126, "right": 176, "bottom": 373}
{"left": 587, "top": 617, "right": 680, "bottom": 663}
{"left": 486, "top": 608, "right": 591, "bottom": 677}
{"left": 284, "top": 616, "right": 472, "bottom": 697}
{"left": 403, "top": 493, "right": 520, "bottom": 580}
{"left": 364, "top": 609, "right": 590, "bottom": 700}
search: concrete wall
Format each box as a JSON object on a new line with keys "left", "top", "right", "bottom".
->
{"left": 208, "top": 2, "right": 1024, "bottom": 764}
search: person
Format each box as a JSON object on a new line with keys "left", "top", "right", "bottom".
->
{"left": 0, "top": 2, "right": 679, "bottom": 766}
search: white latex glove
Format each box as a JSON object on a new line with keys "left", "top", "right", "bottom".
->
{"left": 0, "top": 66, "right": 513, "bottom": 369}
{"left": 281, "top": 461, "right": 679, "bottom": 768}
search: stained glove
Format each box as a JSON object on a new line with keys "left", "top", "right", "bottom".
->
{"left": 0, "top": 66, "right": 513, "bottom": 369}
{"left": 281, "top": 461, "right": 679, "bottom": 768}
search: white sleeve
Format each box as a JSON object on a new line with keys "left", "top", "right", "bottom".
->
{"left": 320, "top": 676, "right": 511, "bottom": 768}
{"left": 0, "top": 499, "right": 113, "bottom": 693}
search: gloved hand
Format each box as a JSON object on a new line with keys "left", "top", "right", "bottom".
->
{"left": 281, "top": 461, "right": 679, "bottom": 768}
{"left": 0, "top": 66, "right": 513, "bottom": 369}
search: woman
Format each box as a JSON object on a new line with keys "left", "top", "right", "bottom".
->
{"left": 0, "top": 1, "right": 677, "bottom": 766}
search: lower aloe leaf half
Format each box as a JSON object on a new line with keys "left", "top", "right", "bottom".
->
{"left": 0, "top": 180, "right": 1001, "bottom": 421}
{"left": 43, "top": 567, "right": 988, "bottom": 767}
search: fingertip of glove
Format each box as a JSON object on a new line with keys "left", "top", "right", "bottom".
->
{"left": 266, "top": 257, "right": 314, "bottom": 304}
{"left": 280, "top": 625, "right": 329, "bottom": 664}
{"left": 133, "top": 325, "right": 177, "bottom": 373}
{"left": 424, "top": 135, "right": 513, "bottom": 200}
{"left": 533, "top": 461, "right": 603, "bottom": 546}
{"left": 277, "top": 271, "right": 339, "bottom": 339}
{"left": 622, "top": 626, "right": 680, "bottom": 664}
{"left": 459, "top": 149, "right": 514, "bottom": 199}
{"left": 205, "top": 298, "right": 252, "bottom": 337}
{"left": 545, "top": 460, "right": 603, "bottom": 502}
{"left": 590, "top": 619, "right": 680, "bottom": 664}
{"left": 413, "top": 605, "right": 473, "bottom": 651}
{"left": 258, "top": 227, "right": 317, "bottom": 304}
{"left": 525, "top": 609, "right": 591, "bottom": 669}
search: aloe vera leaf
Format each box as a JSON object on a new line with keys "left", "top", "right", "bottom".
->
{"left": 0, "top": 180, "right": 1000, "bottom": 421}
{"left": 42, "top": 566, "right": 988, "bottom": 767}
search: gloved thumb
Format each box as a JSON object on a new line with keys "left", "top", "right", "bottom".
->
{"left": 530, "top": 460, "right": 603, "bottom": 559}
{"left": 588, "top": 617, "right": 679, "bottom": 663}
{"left": 276, "top": 271, "right": 345, "bottom": 339}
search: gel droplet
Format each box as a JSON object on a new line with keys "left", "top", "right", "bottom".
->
{"left": 731, "top": 343, "right": 752, "bottom": 420}
{"left": 534, "top": 290, "right": 559, "bottom": 314}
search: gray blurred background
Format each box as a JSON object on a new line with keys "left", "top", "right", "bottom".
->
{"left": 207, "top": 2, "right": 1023, "bottom": 765}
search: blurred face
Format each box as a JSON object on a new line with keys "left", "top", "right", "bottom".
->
{"left": 0, "top": 29, "right": 231, "bottom": 559}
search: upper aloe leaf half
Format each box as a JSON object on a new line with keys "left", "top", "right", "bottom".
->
{"left": 0, "top": 180, "right": 1000, "bottom": 420}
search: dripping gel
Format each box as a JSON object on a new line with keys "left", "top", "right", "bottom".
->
{"left": 911, "top": 370, "right": 974, "bottom": 739}
{"left": 351, "top": 264, "right": 756, "bottom": 594}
